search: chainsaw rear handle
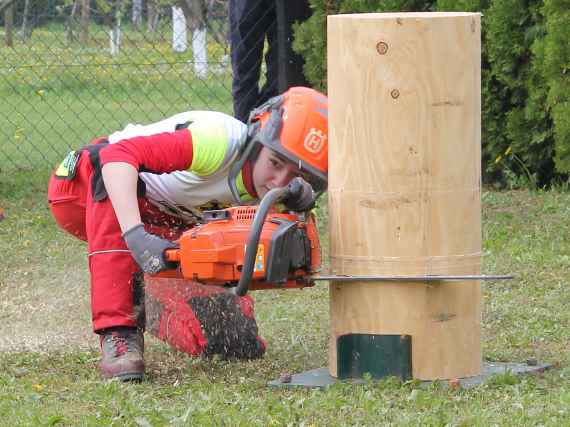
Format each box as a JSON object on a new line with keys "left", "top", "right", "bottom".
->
{"left": 233, "top": 179, "right": 312, "bottom": 296}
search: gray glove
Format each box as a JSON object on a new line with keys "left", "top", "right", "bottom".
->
{"left": 122, "top": 224, "right": 177, "bottom": 274}
{"left": 282, "top": 177, "right": 316, "bottom": 211}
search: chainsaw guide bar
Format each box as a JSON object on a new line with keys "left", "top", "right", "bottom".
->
{"left": 308, "top": 274, "right": 514, "bottom": 282}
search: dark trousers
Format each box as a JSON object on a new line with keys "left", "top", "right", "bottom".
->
{"left": 229, "top": 0, "right": 278, "bottom": 123}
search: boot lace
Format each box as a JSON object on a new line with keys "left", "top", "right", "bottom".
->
{"left": 108, "top": 332, "right": 130, "bottom": 357}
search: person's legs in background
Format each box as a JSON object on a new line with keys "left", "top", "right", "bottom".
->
{"left": 229, "top": 0, "right": 277, "bottom": 122}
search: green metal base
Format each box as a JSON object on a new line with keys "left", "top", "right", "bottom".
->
{"left": 337, "top": 334, "right": 412, "bottom": 380}
{"left": 268, "top": 361, "right": 552, "bottom": 389}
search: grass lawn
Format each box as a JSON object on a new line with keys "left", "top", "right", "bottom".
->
{"left": 0, "top": 22, "right": 233, "bottom": 170}
{"left": 2, "top": 23, "right": 570, "bottom": 426}
{"left": 1, "top": 169, "right": 570, "bottom": 426}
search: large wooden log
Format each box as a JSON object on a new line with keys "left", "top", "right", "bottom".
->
{"left": 327, "top": 12, "right": 482, "bottom": 380}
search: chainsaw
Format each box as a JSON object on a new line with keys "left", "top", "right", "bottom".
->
{"left": 154, "top": 179, "right": 512, "bottom": 296}
{"left": 156, "top": 179, "right": 321, "bottom": 296}
{"left": 163, "top": 206, "right": 319, "bottom": 292}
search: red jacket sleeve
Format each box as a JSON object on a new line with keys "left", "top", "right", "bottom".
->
{"left": 99, "top": 129, "right": 193, "bottom": 174}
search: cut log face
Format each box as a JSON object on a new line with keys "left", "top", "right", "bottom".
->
{"left": 327, "top": 12, "right": 482, "bottom": 381}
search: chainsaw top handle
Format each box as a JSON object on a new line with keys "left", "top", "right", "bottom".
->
{"left": 233, "top": 177, "right": 313, "bottom": 296}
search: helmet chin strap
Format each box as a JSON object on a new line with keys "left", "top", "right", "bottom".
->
{"left": 228, "top": 107, "right": 284, "bottom": 204}
{"left": 228, "top": 128, "right": 261, "bottom": 203}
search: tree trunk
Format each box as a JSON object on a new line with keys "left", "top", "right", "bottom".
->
{"left": 66, "top": 0, "right": 80, "bottom": 43}
{"left": 20, "top": 0, "right": 32, "bottom": 40}
{"left": 81, "top": 0, "right": 90, "bottom": 45}
{"left": 179, "top": 0, "right": 205, "bottom": 31}
{"left": 183, "top": 0, "right": 225, "bottom": 51}
{"left": 110, "top": 0, "right": 124, "bottom": 56}
{"left": 179, "top": 0, "right": 208, "bottom": 76}
{"left": 172, "top": 5, "right": 187, "bottom": 52}
{"left": 0, "top": 0, "right": 18, "bottom": 15}
{"left": 192, "top": 27, "right": 207, "bottom": 77}
{"left": 132, "top": 0, "right": 143, "bottom": 31}
{"left": 147, "top": 0, "right": 159, "bottom": 33}
{"left": 4, "top": 3, "right": 13, "bottom": 47}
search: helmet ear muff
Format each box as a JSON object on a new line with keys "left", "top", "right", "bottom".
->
{"left": 247, "top": 140, "right": 262, "bottom": 164}
{"left": 247, "top": 94, "right": 284, "bottom": 127}
{"left": 245, "top": 121, "right": 263, "bottom": 165}
{"left": 247, "top": 120, "right": 260, "bottom": 139}
{"left": 257, "top": 107, "right": 283, "bottom": 149}
{"left": 227, "top": 125, "right": 264, "bottom": 203}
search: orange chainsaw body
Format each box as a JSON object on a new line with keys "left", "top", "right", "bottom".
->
{"left": 161, "top": 206, "right": 321, "bottom": 291}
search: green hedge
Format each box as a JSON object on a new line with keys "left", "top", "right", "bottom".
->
{"left": 538, "top": 0, "right": 570, "bottom": 177}
{"left": 294, "top": 0, "right": 570, "bottom": 187}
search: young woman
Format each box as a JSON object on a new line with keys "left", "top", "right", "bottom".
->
{"left": 48, "top": 87, "right": 328, "bottom": 381}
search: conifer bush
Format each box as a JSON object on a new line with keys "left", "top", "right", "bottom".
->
{"left": 294, "top": 0, "right": 569, "bottom": 187}
{"left": 536, "top": 0, "right": 570, "bottom": 175}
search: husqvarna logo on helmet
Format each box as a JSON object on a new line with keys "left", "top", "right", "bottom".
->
{"left": 303, "top": 128, "right": 326, "bottom": 154}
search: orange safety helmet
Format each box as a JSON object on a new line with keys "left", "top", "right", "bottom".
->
{"left": 229, "top": 87, "right": 328, "bottom": 202}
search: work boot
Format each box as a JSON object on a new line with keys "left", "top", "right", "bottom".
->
{"left": 99, "top": 327, "right": 145, "bottom": 382}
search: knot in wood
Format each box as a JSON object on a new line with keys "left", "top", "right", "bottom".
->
{"left": 376, "top": 41, "right": 389, "bottom": 55}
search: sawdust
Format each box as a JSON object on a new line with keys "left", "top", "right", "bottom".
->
{"left": 145, "top": 277, "right": 265, "bottom": 359}
{"left": 0, "top": 263, "right": 99, "bottom": 352}
{"left": 0, "top": 249, "right": 263, "bottom": 356}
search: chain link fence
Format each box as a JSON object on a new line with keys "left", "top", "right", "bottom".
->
{"left": 0, "top": 0, "right": 284, "bottom": 173}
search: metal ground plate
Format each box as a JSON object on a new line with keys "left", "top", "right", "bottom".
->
{"left": 268, "top": 361, "right": 552, "bottom": 389}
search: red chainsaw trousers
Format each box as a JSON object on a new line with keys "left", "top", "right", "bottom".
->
{"left": 47, "top": 148, "right": 187, "bottom": 333}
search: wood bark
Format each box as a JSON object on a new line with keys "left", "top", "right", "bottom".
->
{"left": 66, "top": 0, "right": 80, "bottom": 43}
{"left": 177, "top": 0, "right": 208, "bottom": 76}
{"left": 80, "top": 0, "right": 90, "bottom": 45}
{"left": 0, "top": 0, "right": 17, "bottom": 16}
{"left": 132, "top": 0, "right": 142, "bottom": 30}
{"left": 4, "top": 2, "right": 13, "bottom": 47}
{"left": 20, "top": 0, "right": 32, "bottom": 40}
{"left": 110, "top": 0, "right": 124, "bottom": 55}
{"left": 179, "top": 0, "right": 205, "bottom": 31}
{"left": 147, "top": 0, "right": 159, "bottom": 33}
{"left": 179, "top": 0, "right": 225, "bottom": 53}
